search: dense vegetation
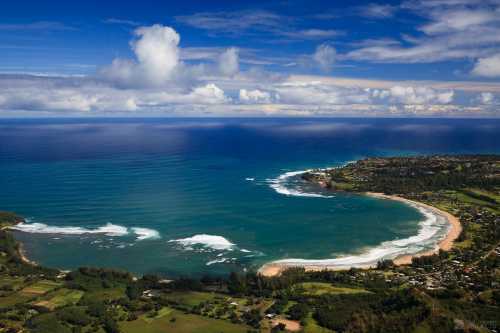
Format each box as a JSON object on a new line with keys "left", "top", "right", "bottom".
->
{"left": 0, "top": 155, "right": 499, "bottom": 332}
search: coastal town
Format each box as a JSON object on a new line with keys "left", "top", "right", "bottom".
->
{"left": 0, "top": 155, "right": 499, "bottom": 332}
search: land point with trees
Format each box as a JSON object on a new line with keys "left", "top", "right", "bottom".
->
{"left": 0, "top": 155, "right": 499, "bottom": 333}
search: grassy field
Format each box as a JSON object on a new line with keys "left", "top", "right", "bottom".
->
{"left": 20, "top": 280, "right": 61, "bottom": 295}
{"left": 81, "top": 286, "right": 125, "bottom": 302}
{"left": 34, "top": 288, "right": 84, "bottom": 310}
{"left": 293, "top": 282, "right": 370, "bottom": 296}
{"left": 0, "top": 291, "right": 36, "bottom": 307}
{"left": 141, "top": 307, "right": 174, "bottom": 323}
{"left": 121, "top": 307, "right": 250, "bottom": 333}
{"left": 162, "top": 291, "right": 219, "bottom": 307}
{"left": 444, "top": 188, "right": 500, "bottom": 213}
{"left": 0, "top": 275, "right": 25, "bottom": 291}
{"left": 302, "top": 314, "right": 334, "bottom": 333}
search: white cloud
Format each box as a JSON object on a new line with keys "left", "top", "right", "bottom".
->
{"left": 0, "top": 21, "right": 499, "bottom": 118}
{"left": 189, "top": 83, "right": 228, "bottom": 104}
{"left": 101, "top": 24, "right": 181, "bottom": 87}
{"left": 348, "top": 3, "right": 500, "bottom": 63}
{"left": 281, "top": 29, "right": 342, "bottom": 40}
{"left": 218, "top": 48, "right": 239, "bottom": 76}
{"left": 127, "top": 24, "right": 180, "bottom": 82}
{"left": 420, "top": 9, "right": 499, "bottom": 34}
{"left": 104, "top": 18, "right": 141, "bottom": 27}
{"left": 0, "top": 21, "right": 75, "bottom": 31}
{"left": 175, "top": 10, "right": 283, "bottom": 34}
{"left": 274, "top": 81, "right": 370, "bottom": 105}
{"left": 0, "top": 84, "right": 139, "bottom": 112}
{"left": 175, "top": 10, "right": 340, "bottom": 41}
{"left": 239, "top": 89, "right": 272, "bottom": 103}
{"left": 472, "top": 54, "right": 500, "bottom": 77}
{"left": 313, "top": 44, "right": 336, "bottom": 71}
{"left": 359, "top": 4, "right": 397, "bottom": 18}
{"left": 0, "top": 75, "right": 228, "bottom": 113}
{"left": 478, "top": 92, "right": 494, "bottom": 104}
{"left": 0, "top": 73, "right": 497, "bottom": 116}
{"left": 387, "top": 86, "right": 454, "bottom": 104}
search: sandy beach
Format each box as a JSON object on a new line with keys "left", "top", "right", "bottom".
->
{"left": 17, "top": 242, "right": 37, "bottom": 266}
{"left": 259, "top": 192, "right": 462, "bottom": 277}
{"left": 2, "top": 221, "right": 38, "bottom": 266}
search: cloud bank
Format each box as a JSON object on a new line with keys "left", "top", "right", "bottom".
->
{"left": 0, "top": 22, "right": 499, "bottom": 117}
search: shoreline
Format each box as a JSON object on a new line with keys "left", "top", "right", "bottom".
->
{"left": 17, "top": 242, "right": 38, "bottom": 266}
{"left": 2, "top": 221, "right": 37, "bottom": 266}
{"left": 258, "top": 192, "right": 462, "bottom": 277}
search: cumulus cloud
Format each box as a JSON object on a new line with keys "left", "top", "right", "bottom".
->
{"left": 218, "top": 48, "right": 239, "bottom": 76}
{"left": 239, "top": 89, "right": 272, "bottom": 103}
{"left": 386, "top": 86, "right": 454, "bottom": 104}
{"left": 0, "top": 77, "right": 230, "bottom": 113}
{"left": 146, "top": 83, "right": 229, "bottom": 106}
{"left": 0, "top": 21, "right": 498, "bottom": 117}
{"left": 0, "top": 73, "right": 496, "bottom": 116}
{"left": 101, "top": 24, "right": 181, "bottom": 87}
{"left": 188, "top": 83, "right": 228, "bottom": 104}
{"left": 0, "top": 80, "right": 139, "bottom": 112}
{"left": 472, "top": 54, "right": 500, "bottom": 77}
{"left": 274, "top": 81, "right": 370, "bottom": 105}
{"left": 313, "top": 44, "right": 336, "bottom": 71}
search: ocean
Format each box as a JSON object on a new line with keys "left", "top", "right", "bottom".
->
{"left": 1, "top": 118, "right": 499, "bottom": 277}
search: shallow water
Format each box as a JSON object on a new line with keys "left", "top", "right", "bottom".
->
{"left": 1, "top": 118, "right": 499, "bottom": 277}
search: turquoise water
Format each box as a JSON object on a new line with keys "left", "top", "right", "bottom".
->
{"left": 1, "top": 118, "right": 499, "bottom": 277}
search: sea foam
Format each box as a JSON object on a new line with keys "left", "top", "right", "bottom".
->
{"left": 169, "top": 234, "right": 235, "bottom": 251}
{"left": 11, "top": 222, "right": 129, "bottom": 237}
{"left": 267, "top": 170, "right": 334, "bottom": 198}
{"left": 267, "top": 164, "right": 451, "bottom": 269}
{"left": 272, "top": 201, "right": 450, "bottom": 268}
{"left": 131, "top": 227, "right": 161, "bottom": 241}
{"left": 206, "top": 258, "right": 229, "bottom": 266}
{"left": 11, "top": 222, "right": 160, "bottom": 241}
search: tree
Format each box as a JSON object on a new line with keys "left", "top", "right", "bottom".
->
{"left": 103, "top": 317, "right": 120, "bottom": 333}
{"left": 288, "top": 303, "right": 309, "bottom": 321}
{"left": 126, "top": 284, "right": 141, "bottom": 300}
{"left": 271, "top": 323, "right": 286, "bottom": 332}
{"left": 242, "top": 309, "right": 261, "bottom": 328}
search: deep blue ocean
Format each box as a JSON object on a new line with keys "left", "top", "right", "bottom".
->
{"left": 0, "top": 118, "right": 499, "bottom": 277}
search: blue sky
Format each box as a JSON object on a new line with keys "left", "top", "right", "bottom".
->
{"left": 1, "top": 0, "right": 500, "bottom": 117}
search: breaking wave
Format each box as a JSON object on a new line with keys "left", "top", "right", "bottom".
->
{"left": 11, "top": 222, "right": 160, "bottom": 241}
{"left": 266, "top": 163, "right": 451, "bottom": 269}
{"left": 267, "top": 170, "right": 334, "bottom": 198}
{"left": 11, "top": 222, "right": 129, "bottom": 237}
{"left": 271, "top": 201, "right": 450, "bottom": 269}
{"left": 169, "top": 234, "right": 236, "bottom": 251}
{"left": 267, "top": 161, "right": 358, "bottom": 198}
{"left": 131, "top": 227, "right": 161, "bottom": 240}
{"left": 206, "top": 258, "right": 229, "bottom": 266}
